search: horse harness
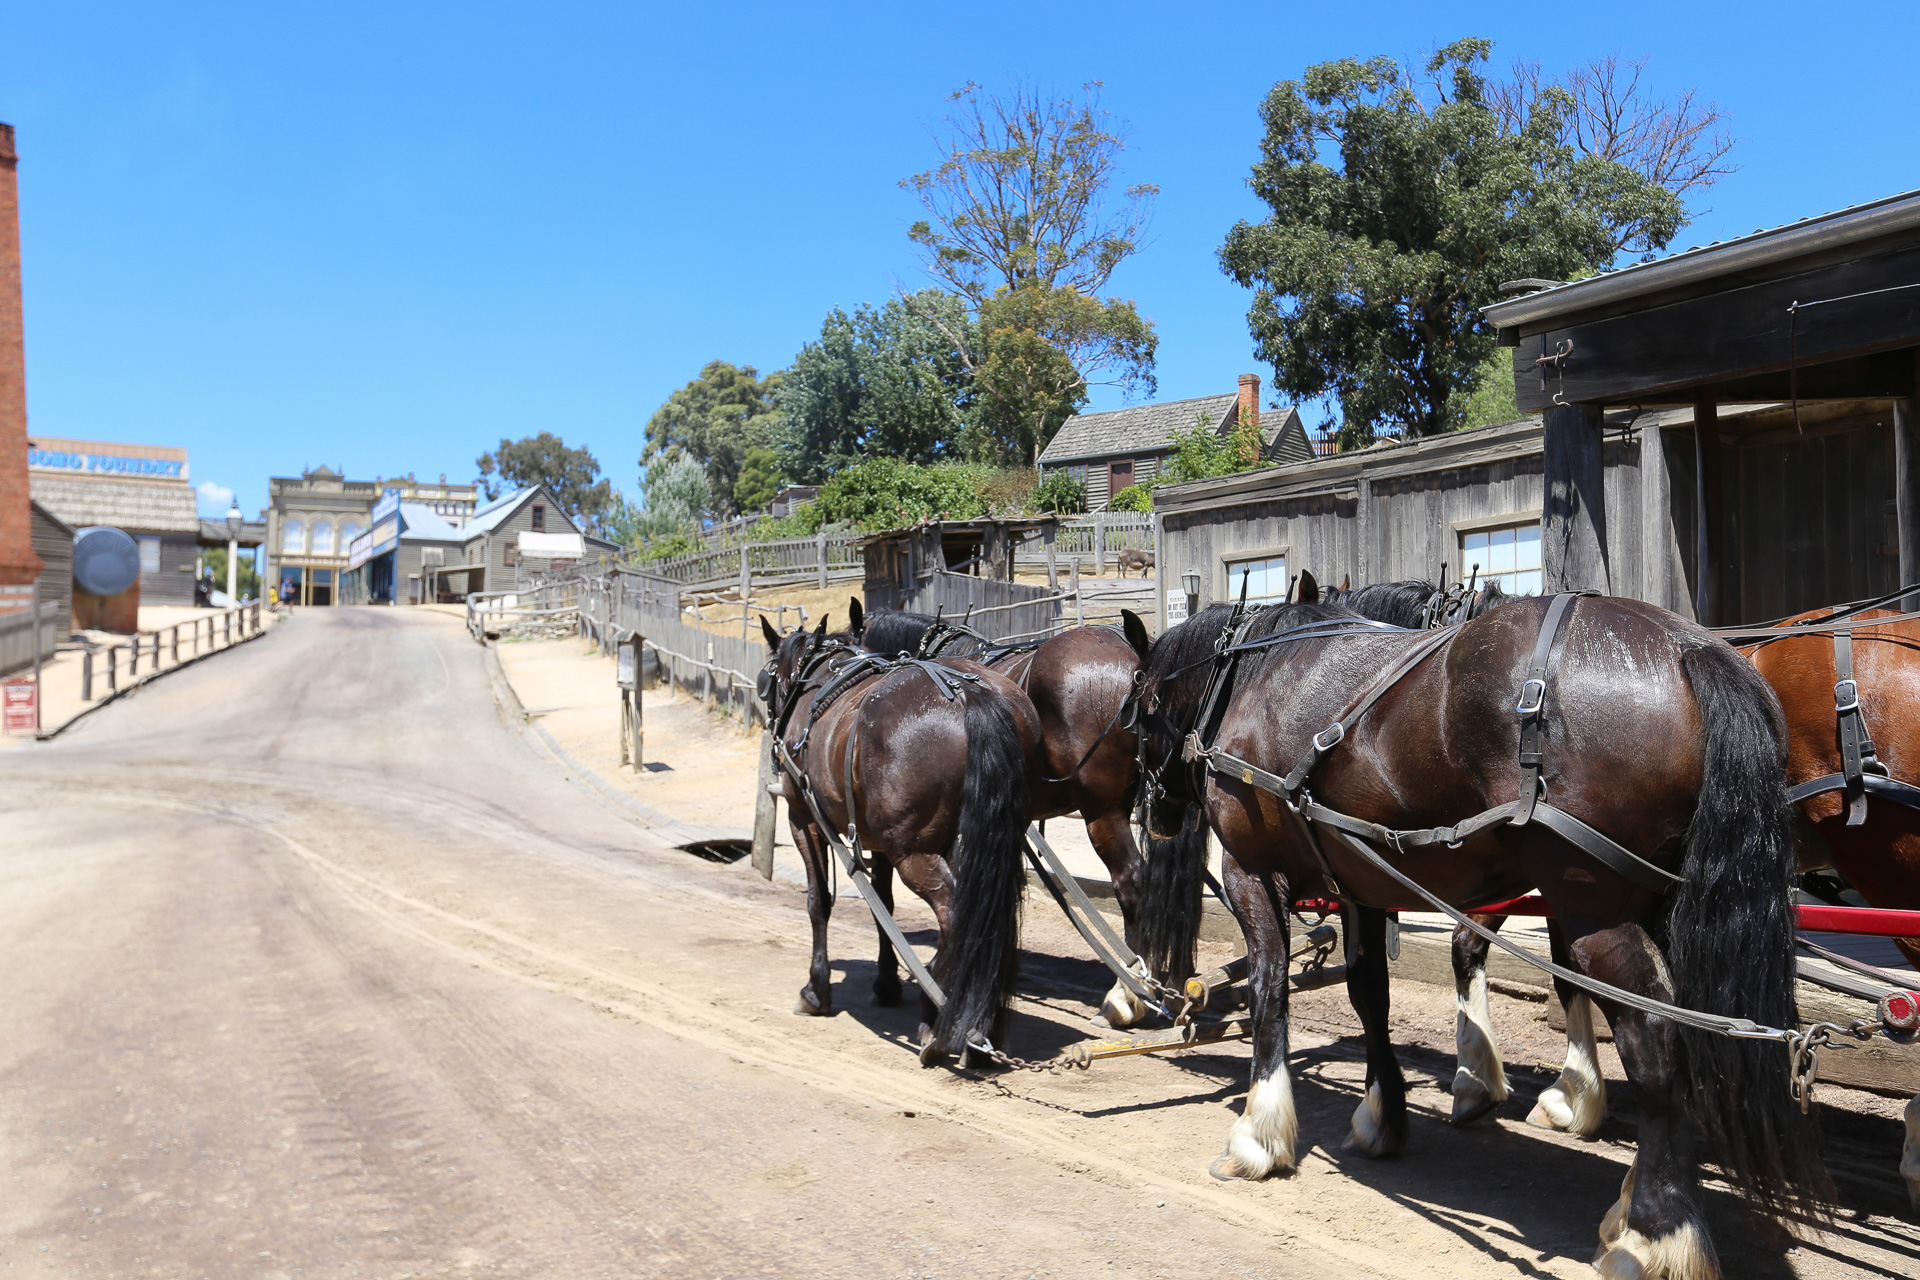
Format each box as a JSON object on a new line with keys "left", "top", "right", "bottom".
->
{"left": 1720, "top": 602, "right": 1920, "bottom": 826}
{"left": 1175, "top": 592, "right": 1683, "bottom": 904}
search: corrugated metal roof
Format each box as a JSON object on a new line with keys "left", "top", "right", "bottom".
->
{"left": 1484, "top": 186, "right": 1920, "bottom": 329}
{"left": 399, "top": 504, "right": 464, "bottom": 541}
{"left": 464, "top": 486, "right": 538, "bottom": 536}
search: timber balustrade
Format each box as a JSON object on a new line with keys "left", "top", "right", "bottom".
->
{"left": 78, "top": 602, "right": 265, "bottom": 703}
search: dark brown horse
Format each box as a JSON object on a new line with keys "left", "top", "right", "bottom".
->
{"left": 848, "top": 601, "right": 1189, "bottom": 1026}
{"left": 1134, "top": 579, "right": 1827, "bottom": 1277}
{"left": 760, "top": 616, "right": 1042, "bottom": 1063}
{"left": 1448, "top": 605, "right": 1920, "bottom": 1206}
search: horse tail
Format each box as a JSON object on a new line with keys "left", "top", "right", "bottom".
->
{"left": 1670, "top": 641, "right": 1831, "bottom": 1220}
{"left": 932, "top": 685, "right": 1031, "bottom": 1054}
{"left": 1136, "top": 807, "right": 1208, "bottom": 982}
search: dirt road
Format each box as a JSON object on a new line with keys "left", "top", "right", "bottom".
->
{"left": 2, "top": 608, "right": 1913, "bottom": 1279}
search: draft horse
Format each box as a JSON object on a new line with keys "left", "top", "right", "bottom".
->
{"left": 759, "top": 616, "right": 1042, "bottom": 1064}
{"left": 1449, "top": 603, "right": 1920, "bottom": 1207}
{"left": 1134, "top": 576, "right": 1827, "bottom": 1278}
{"left": 848, "top": 601, "right": 1194, "bottom": 1026}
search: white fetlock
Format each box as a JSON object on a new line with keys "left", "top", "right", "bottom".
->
{"left": 1902, "top": 1094, "right": 1920, "bottom": 1211}
{"left": 1593, "top": 1224, "right": 1718, "bottom": 1280}
{"left": 1453, "top": 968, "right": 1509, "bottom": 1108}
{"left": 1530, "top": 993, "right": 1607, "bottom": 1135}
{"left": 1098, "top": 979, "right": 1150, "bottom": 1029}
{"left": 1210, "top": 1068, "right": 1297, "bottom": 1180}
{"left": 1344, "top": 1081, "right": 1391, "bottom": 1156}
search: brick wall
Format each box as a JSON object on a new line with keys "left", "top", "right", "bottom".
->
{"left": 0, "top": 123, "right": 42, "bottom": 587}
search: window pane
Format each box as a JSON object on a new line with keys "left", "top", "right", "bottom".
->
{"left": 1513, "top": 569, "right": 1542, "bottom": 596}
{"left": 311, "top": 523, "right": 335, "bottom": 555}
{"left": 282, "top": 520, "right": 305, "bottom": 553}
{"left": 138, "top": 537, "right": 160, "bottom": 574}
{"left": 1463, "top": 531, "right": 1487, "bottom": 558}
{"left": 1487, "top": 526, "right": 1516, "bottom": 575}
{"left": 1514, "top": 523, "right": 1542, "bottom": 572}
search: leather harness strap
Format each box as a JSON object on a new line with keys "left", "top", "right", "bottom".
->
{"left": 1833, "top": 627, "right": 1880, "bottom": 826}
{"left": 1183, "top": 593, "right": 1684, "bottom": 904}
{"left": 1513, "top": 591, "right": 1582, "bottom": 828}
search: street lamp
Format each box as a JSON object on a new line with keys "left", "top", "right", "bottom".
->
{"left": 225, "top": 503, "right": 243, "bottom": 604}
{"left": 1180, "top": 568, "right": 1201, "bottom": 621}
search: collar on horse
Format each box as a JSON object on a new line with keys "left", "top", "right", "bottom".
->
{"left": 1177, "top": 592, "right": 1683, "bottom": 902}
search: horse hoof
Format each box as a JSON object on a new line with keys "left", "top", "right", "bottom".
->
{"left": 1449, "top": 1093, "right": 1498, "bottom": 1127}
{"left": 871, "top": 986, "right": 902, "bottom": 1008}
{"left": 793, "top": 991, "right": 831, "bottom": 1017}
{"left": 918, "top": 1040, "right": 951, "bottom": 1069}
{"left": 1089, "top": 1014, "right": 1113, "bottom": 1029}
{"left": 1527, "top": 1094, "right": 1574, "bottom": 1131}
{"left": 1209, "top": 1153, "right": 1258, "bottom": 1181}
{"left": 1343, "top": 1082, "right": 1404, "bottom": 1157}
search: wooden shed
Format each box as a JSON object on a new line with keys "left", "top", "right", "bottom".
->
{"left": 860, "top": 517, "right": 1062, "bottom": 641}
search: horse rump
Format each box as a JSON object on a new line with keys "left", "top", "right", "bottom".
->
{"left": 1670, "top": 640, "right": 1832, "bottom": 1220}
{"left": 929, "top": 684, "right": 1031, "bottom": 1059}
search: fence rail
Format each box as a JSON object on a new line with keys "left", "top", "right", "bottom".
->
{"left": 1016, "top": 514, "right": 1154, "bottom": 573}
{"left": 637, "top": 532, "right": 863, "bottom": 592}
{"left": 75, "top": 603, "right": 265, "bottom": 703}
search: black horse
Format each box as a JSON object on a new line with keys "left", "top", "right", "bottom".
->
{"left": 1133, "top": 574, "right": 1827, "bottom": 1278}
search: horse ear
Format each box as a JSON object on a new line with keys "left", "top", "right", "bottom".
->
{"left": 848, "top": 597, "right": 864, "bottom": 635}
{"left": 1297, "top": 571, "right": 1319, "bottom": 604}
{"left": 1339, "top": 574, "right": 1351, "bottom": 591}
{"left": 760, "top": 615, "right": 781, "bottom": 651}
{"left": 1119, "top": 609, "right": 1152, "bottom": 661}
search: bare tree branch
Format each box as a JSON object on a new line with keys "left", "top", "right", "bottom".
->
{"left": 901, "top": 82, "right": 1158, "bottom": 305}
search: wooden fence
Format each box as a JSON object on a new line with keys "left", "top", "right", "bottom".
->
{"left": 571, "top": 568, "right": 771, "bottom": 727}
{"left": 0, "top": 600, "right": 62, "bottom": 677}
{"left": 637, "top": 531, "right": 863, "bottom": 592}
{"left": 1016, "top": 514, "right": 1154, "bottom": 573}
{"left": 76, "top": 603, "right": 265, "bottom": 702}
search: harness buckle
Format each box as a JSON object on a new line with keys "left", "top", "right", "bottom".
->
{"left": 1515, "top": 677, "right": 1547, "bottom": 716}
{"left": 1835, "top": 679, "right": 1860, "bottom": 713}
{"left": 1313, "top": 722, "right": 1346, "bottom": 752}
{"left": 1181, "top": 732, "right": 1207, "bottom": 763}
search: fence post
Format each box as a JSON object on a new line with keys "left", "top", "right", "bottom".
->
{"left": 1071, "top": 559, "right": 1083, "bottom": 627}
{"left": 740, "top": 546, "right": 751, "bottom": 602}
{"left": 82, "top": 649, "right": 93, "bottom": 701}
{"left": 753, "top": 730, "right": 778, "bottom": 880}
{"left": 704, "top": 640, "right": 714, "bottom": 710}
{"left": 1045, "top": 525, "right": 1058, "bottom": 591}
{"left": 816, "top": 531, "right": 828, "bottom": 589}
{"left": 1094, "top": 512, "right": 1106, "bottom": 576}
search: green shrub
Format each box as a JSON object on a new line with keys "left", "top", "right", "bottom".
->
{"left": 1108, "top": 483, "right": 1154, "bottom": 513}
{"left": 629, "top": 532, "right": 704, "bottom": 562}
{"left": 1033, "top": 470, "right": 1086, "bottom": 514}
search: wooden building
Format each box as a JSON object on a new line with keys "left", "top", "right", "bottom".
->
{"left": 860, "top": 517, "right": 1061, "bottom": 640}
{"left": 1481, "top": 187, "right": 1920, "bottom": 625}
{"left": 1156, "top": 187, "right": 1920, "bottom": 629}
{"left": 1039, "top": 375, "right": 1312, "bottom": 511}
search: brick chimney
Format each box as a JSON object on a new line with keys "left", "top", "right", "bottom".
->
{"left": 0, "top": 122, "right": 42, "bottom": 589}
{"left": 1236, "top": 373, "right": 1261, "bottom": 438}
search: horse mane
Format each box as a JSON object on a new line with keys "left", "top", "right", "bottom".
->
{"left": 1468, "top": 581, "right": 1513, "bottom": 617}
{"left": 1144, "top": 599, "right": 1357, "bottom": 705}
{"left": 860, "top": 608, "right": 986, "bottom": 658}
{"left": 1323, "top": 579, "right": 1435, "bottom": 629}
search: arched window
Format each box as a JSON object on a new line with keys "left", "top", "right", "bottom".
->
{"left": 282, "top": 518, "right": 306, "bottom": 554}
{"left": 338, "top": 520, "right": 364, "bottom": 549}
{"left": 310, "top": 520, "right": 335, "bottom": 555}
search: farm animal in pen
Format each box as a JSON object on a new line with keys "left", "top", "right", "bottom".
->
{"left": 1117, "top": 549, "right": 1155, "bottom": 578}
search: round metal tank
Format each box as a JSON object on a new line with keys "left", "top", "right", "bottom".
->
{"left": 72, "top": 526, "right": 142, "bottom": 596}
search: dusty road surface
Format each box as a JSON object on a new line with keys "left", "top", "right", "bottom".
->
{"left": 2, "top": 608, "right": 1915, "bottom": 1279}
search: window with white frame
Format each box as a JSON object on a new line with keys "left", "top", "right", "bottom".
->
{"left": 1462, "top": 521, "right": 1542, "bottom": 596}
{"left": 310, "top": 520, "right": 336, "bottom": 555}
{"left": 138, "top": 536, "right": 160, "bottom": 574}
{"left": 1226, "top": 553, "right": 1290, "bottom": 604}
{"left": 281, "top": 518, "right": 306, "bottom": 554}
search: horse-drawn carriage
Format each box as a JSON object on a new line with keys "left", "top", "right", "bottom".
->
{"left": 755, "top": 576, "right": 1920, "bottom": 1280}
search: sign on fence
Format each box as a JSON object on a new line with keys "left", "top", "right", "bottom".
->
{"left": 2, "top": 678, "right": 37, "bottom": 733}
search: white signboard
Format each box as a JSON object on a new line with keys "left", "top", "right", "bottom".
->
{"left": 517, "top": 531, "right": 584, "bottom": 559}
{"left": 1165, "top": 587, "right": 1189, "bottom": 626}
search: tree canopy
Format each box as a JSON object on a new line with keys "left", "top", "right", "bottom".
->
{"left": 1218, "top": 39, "right": 1693, "bottom": 439}
{"left": 776, "top": 291, "right": 972, "bottom": 484}
{"left": 475, "top": 432, "right": 614, "bottom": 533}
{"left": 902, "top": 82, "right": 1157, "bottom": 305}
{"left": 641, "top": 361, "right": 783, "bottom": 517}
{"left": 955, "top": 284, "right": 1157, "bottom": 466}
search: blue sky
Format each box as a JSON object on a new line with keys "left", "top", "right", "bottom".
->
{"left": 5, "top": 1, "right": 1918, "bottom": 519}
